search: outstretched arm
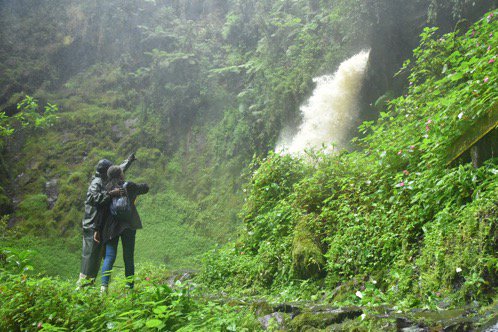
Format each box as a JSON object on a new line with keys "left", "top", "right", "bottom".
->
{"left": 127, "top": 182, "right": 149, "bottom": 196}
{"left": 136, "top": 183, "right": 149, "bottom": 195}
{"left": 119, "top": 152, "right": 136, "bottom": 173}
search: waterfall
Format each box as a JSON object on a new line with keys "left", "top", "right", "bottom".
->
{"left": 276, "top": 50, "right": 370, "bottom": 155}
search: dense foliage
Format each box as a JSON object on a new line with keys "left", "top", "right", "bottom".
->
{"left": 2, "top": 1, "right": 498, "bottom": 330}
{"left": 2, "top": 0, "right": 493, "bottom": 242}
{"left": 0, "top": 248, "right": 260, "bottom": 331}
{"left": 199, "top": 10, "right": 498, "bottom": 307}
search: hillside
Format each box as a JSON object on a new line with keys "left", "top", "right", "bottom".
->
{"left": 1, "top": 1, "right": 498, "bottom": 331}
{"left": 2, "top": 0, "right": 495, "bottom": 245}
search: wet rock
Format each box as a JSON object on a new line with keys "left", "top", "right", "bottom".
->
{"left": 274, "top": 303, "right": 301, "bottom": 317}
{"left": 481, "top": 310, "right": 498, "bottom": 332}
{"left": 289, "top": 306, "right": 363, "bottom": 331}
{"left": 394, "top": 308, "right": 477, "bottom": 332}
{"left": 396, "top": 317, "right": 427, "bottom": 331}
{"left": 484, "top": 321, "right": 498, "bottom": 332}
{"left": 443, "top": 320, "right": 474, "bottom": 331}
{"left": 44, "top": 178, "right": 59, "bottom": 209}
{"left": 258, "top": 312, "right": 286, "bottom": 330}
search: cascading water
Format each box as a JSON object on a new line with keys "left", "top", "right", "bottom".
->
{"left": 276, "top": 50, "right": 370, "bottom": 155}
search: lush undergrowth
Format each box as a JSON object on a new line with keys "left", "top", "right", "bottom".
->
{"left": 198, "top": 10, "right": 498, "bottom": 308}
{"left": 3, "top": 4, "right": 498, "bottom": 332}
{"left": 1, "top": 233, "right": 81, "bottom": 279}
{"left": 0, "top": 248, "right": 260, "bottom": 331}
{"left": 6, "top": 0, "right": 481, "bottom": 246}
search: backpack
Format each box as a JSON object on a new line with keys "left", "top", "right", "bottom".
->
{"left": 110, "top": 182, "right": 132, "bottom": 222}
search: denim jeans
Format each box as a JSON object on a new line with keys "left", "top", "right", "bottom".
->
{"left": 101, "top": 228, "right": 136, "bottom": 288}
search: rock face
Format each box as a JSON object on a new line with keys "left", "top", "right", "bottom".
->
{"left": 394, "top": 308, "right": 478, "bottom": 332}
{"left": 256, "top": 302, "right": 364, "bottom": 331}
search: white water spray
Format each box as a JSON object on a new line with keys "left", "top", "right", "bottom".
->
{"left": 276, "top": 50, "right": 370, "bottom": 155}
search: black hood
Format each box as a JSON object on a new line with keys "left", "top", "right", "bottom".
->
{"left": 96, "top": 159, "right": 113, "bottom": 176}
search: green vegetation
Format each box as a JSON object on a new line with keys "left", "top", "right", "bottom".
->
{"left": 199, "top": 10, "right": 498, "bottom": 308}
{"left": 0, "top": 96, "right": 58, "bottom": 215}
{"left": 2, "top": 0, "right": 494, "bottom": 242}
{"left": 1, "top": 0, "right": 498, "bottom": 330}
{"left": 132, "top": 192, "right": 215, "bottom": 270}
{"left": 0, "top": 248, "right": 260, "bottom": 331}
{"left": 0, "top": 96, "right": 57, "bottom": 139}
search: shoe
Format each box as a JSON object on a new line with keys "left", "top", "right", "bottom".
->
{"left": 76, "top": 273, "right": 95, "bottom": 290}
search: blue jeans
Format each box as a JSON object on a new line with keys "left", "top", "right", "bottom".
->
{"left": 101, "top": 228, "right": 136, "bottom": 288}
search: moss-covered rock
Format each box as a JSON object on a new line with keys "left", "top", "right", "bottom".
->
{"left": 292, "top": 216, "right": 325, "bottom": 280}
{"left": 289, "top": 307, "right": 363, "bottom": 331}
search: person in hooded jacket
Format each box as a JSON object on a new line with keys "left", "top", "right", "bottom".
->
{"left": 77, "top": 153, "right": 136, "bottom": 287}
{"left": 95, "top": 165, "right": 149, "bottom": 292}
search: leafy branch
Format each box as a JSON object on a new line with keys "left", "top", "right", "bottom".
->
{"left": 0, "top": 96, "right": 58, "bottom": 139}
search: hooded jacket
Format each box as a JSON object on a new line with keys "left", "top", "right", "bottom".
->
{"left": 81, "top": 158, "right": 134, "bottom": 230}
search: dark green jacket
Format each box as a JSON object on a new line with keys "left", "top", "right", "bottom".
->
{"left": 81, "top": 158, "right": 134, "bottom": 230}
{"left": 96, "top": 181, "right": 149, "bottom": 243}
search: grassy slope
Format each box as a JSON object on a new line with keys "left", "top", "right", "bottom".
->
{"left": 126, "top": 193, "right": 214, "bottom": 271}
{"left": 4, "top": 191, "right": 215, "bottom": 279}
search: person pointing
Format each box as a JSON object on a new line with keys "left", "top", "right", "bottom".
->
{"left": 77, "top": 153, "right": 136, "bottom": 287}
